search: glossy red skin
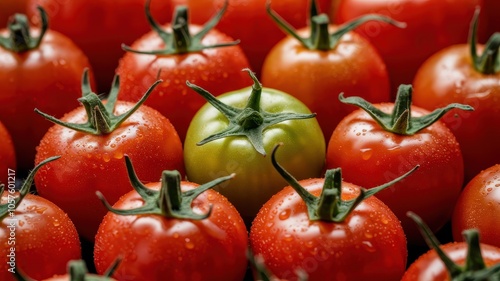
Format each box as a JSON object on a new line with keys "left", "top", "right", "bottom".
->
{"left": 250, "top": 179, "right": 407, "bottom": 281}
{"left": 178, "top": 0, "right": 332, "bottom": 76}
{"left": 0, "top": 192, "right": 81, "bottom": 281}
{"left": 413, "top": 44, "right": 500, "bottom": 183}
{"left": 116, "top": 25, "right": 251, "bottom": 142}
{"left": 333, "top": 0, "right": 482, "bottom": 99}
{"left": 0, "top": 28, "right": 94, "bottom": 171}
{"left": 0, "top": 121, "right": 16, "bottom": 185}
{"left": 26, "top": 0, "right": 172, "bottom": 92}
{"left": 0, "top": 0, "right": 28, "bottom": 24}
{"left": 452, "top": 164, "right": 500, "bottom": 248}
{"left": 261, "top": 26, "right": 390, "bottom": 142}
{"left": 326, "top": 104, "right": 464, "bottom": 245}
{"left": 34, "top": 102, "right": 185, "bottom": 242}
{"left": 94, "top": 181, "right": 248, "bottom": 281}
{"left": 402, "top": 242, "right": 500, "bottom": 280}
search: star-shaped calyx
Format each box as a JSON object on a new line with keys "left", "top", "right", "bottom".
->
{"left": 186, "top": 69, "right": 317, "bottom": 155}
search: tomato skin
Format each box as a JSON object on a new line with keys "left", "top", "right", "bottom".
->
{"left": 333, "top": 0, "right": 482, "bottom": 98}
{"left": 0, "top": 121, "right": 16, "bottom": 185}
{"left": 180, "top": 0, "right": 332, "bottom": 76}
{"left": 250, "top": 179, "right": 407, "bottom": 281}
{"left": 481, "top": 0, "right": 500, "bottom": 42}
{"left": 184, "top": 87, "right": 325, "bottom": 222}
{"left": 402, "top": 242, "right": 500, "bottom": 281}
{"left": 412, "top": 44, "right": 500, "bottom": 182}
{"left": 261, "top": 26, "right": 390, "bottom": 142}
{"left": 0, "top": 193, "right": 81, "bottom": 281}
{"left": 94, "top": 181, "right": 248, "bottom": 281}
{"left": 116, "top": 25, "right": 251, "bottom": 142}
{"left": 326, "top": 104, "right": 464, "bottom": 244}
{"left": 452, "top": 164, "right": 500, "bottom": 248}
{"left": 27, "top": 0, "right": 172, "bottom": 92}
{"left": 34, "top": 102, "right": 184, "bottom": 241}
{"left": 0, "top": 28, "right": 94, "bottom": 171}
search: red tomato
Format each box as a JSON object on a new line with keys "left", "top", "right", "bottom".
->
{"left": 34, "top": 76, "right": 185, "bottom": 242}
{"left": 179, "top": 0, "right": 332, "bottom": 76}
{"left": 250, "top": 145, "right": 409, "bottom": 281}
{"left": 403, "top": 212, "right": 500, "bottom": 280}
{"left": 333, "top": 0, "right": 482, "bottom": 99}
{"left": 116, "top": 2, "right": 251, "bottom": 142}
{"left": 412, "top": 18, "right": 500, "bottom": 182}
{"left": 262, "top": 6, "right": 395, "bottom": 142}
{"left": 27, "top": 0, "right": 172, "bottom": 92}
{"left": 0, "top": 8, "right": 94, "bottom": 171}
{"left": 0, "top": 121, "right": 16, "bottom": 185}
{"left": 452, "top": 164, "right": 500, "bottom": 248}
{"left": 40, "top": 260, "right": 119, "bottom": 281}
{"left": 326, "top": 88, "right": 468, "bottom": 245}
{"left": 0, "top": 0, "right": 28, "bottom": 24}
{"left": 94, "top": 156, "right": 248, "bottom": 281}
{"left": 0, "top": 157, "right": 81, "bottom": 281}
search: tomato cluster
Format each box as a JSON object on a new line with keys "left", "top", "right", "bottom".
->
{"left": 1, "top": 0, "right": 500, "bottom": 280}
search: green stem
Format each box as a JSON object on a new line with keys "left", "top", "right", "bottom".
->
{"left": 122, "top": 0, "right": 238, "bottom": 55}
{"left": 339, "top": 85, "right": 474, "bottom": 135}
{"left": 97, "top": 155, "right": 234, "bottom": 220}
{"left": 470, "top": 7, "right": 500, "bottom": 74}
{"left": 271, "top": 143, "right": 419, "bottom": 222}
{"left": 186, "top": 69, "right": 316, "bottom": 156}
{"left": 266, "top": 0, "right": 406, "bottom": 50}
{"left": 0, "top": 6, "right": 48, "bottom": 52}
{"left": 35, "top": 69, "right": 162, "bottom": 135}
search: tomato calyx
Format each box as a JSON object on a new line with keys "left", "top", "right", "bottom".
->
{"left": 97, "top": 155, "right": 234, "bottom": 220}
{"left": 0, "top": 6, "right": 47, "bottom": 53}
{"left": 470, "top": 7, "right": 500, "bottom": 75}
{"left": 186, "top": 69, "right": 316, "bottom": 155}
{"left": 266, "top": 0, "right": 405, "bottom": 51}
{"left": 339, "top": 84, "right": 474, "bottom": 135}
{"left": 0, "top": 155, "right": 59, "bottom": 221}
{"left": 271, "top": 143, "right": 418, "bottom": 222}
{"left": 13, "top": 258, "right": 121, "bottom": 281}
{"left": 122, "top": 0, "right": 238, "bottom": 55}
{"left": 408, "top": 212, "right": 500, "bottom": 280}
{"left": 34, "top": 69, "right": 162, "bottom": 135}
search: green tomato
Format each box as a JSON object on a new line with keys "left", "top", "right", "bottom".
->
{"left": 184, "top": 75, "right": 326, "bottom": 222}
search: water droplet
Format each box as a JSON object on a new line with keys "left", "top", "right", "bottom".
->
{"left": 279, "top": 209, "right": 291, "bottom": 220}
{"left": 266, "top": 222, "right": 274, "bottom": 228}
{"left": 185, "top": 238, "right": 195, "bottom": 249}
{"left": 173, "top": 232, "right": 179, "bottom": 239}
{"left": 360, "top": 148, "right": 372, "bottom": 160}
{"left": 487, "top": 187, "right": 493, "bottom": 193}
{"left": 18, "top": 220, "right": 24, "bottom": 227}
{"left": 283, "top": 233, "right": 293, "bottom": 242}
{"left": 103, "top": 153, "right": 111, "bottom": 162}
{"left": 362, "top": 241, "right": 376, "bottom": 253}
{"left": 52, "top": 219, "right": 60, "bottom": 226}
{"left": 110, "top": 144, "right": 117, "bottom": 148}
{"left": 364, "top": 232, "right": 373, "bottom": 239}
{"left": 113, "top": 151, "right": 123, "bottom": 159}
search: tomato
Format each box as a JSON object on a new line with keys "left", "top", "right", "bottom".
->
{"left": 0, "top": 0, "right": 28, "bottom": 25}
{"left": 0, "top": 157, "right": 81, "bottom": 281}
{"left": 27, "top": 0, "right": 172, "bottom": 92}
{"left": 333, "top": 0, "right": 482, "bottom": 99}
{"left": 248, "top": 250, "right": 308, "bottom": 281}
{"left": 326, "top": 86, "right": 470, "bottom": 245}
{"left": 0, "top": 121, "right": 16, "bottom": 185}
{"left": 179, "top": 0, "right": 332, "bottom": 76}
{"left": 116, "top": 1, "right": 251, "bottom": 142}
{"left": 0, "top": 8, "right": 94, "bottom": 171}
{"left": 452, "top": 164, "right": 500, "bottom": 248}
{"left": 403, "top": 212, "right": 500, "bottom": 280}
{"left": 94, "top": 155, "right": 248, "bottom": 281}
{"left": 183, "top": 70, "right": 325, "bottom": 223}
{"left": 412, "top": 10, "right": 500, "bottom": 182}
{"left": 249, "top": 145, "right": 413, "bottom": 281}
{"left": 262, "top": 2, "right": 401, "bottom": 142}
{"left": 34, "top": 72, "right": 185, "bottom": 242}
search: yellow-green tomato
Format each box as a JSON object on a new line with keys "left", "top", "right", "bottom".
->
{"left": 184, "top": 86, "right": 326, "bottom": 223}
